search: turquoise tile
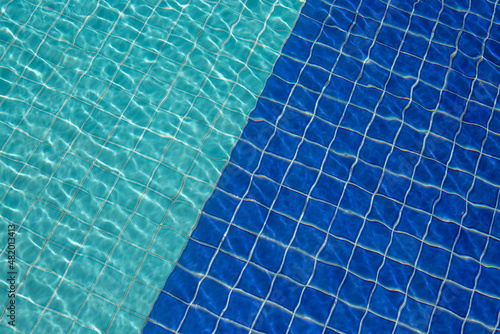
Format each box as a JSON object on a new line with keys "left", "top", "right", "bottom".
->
{"left": 18, "top": 268, "right": 60, "bottom": 306}
{"left": 10, "top": 296, "right": 43, "bottom": 333}
{"left": 65, "top": 255, "right": 104, "bottom": 290}
{"left": 35, "top": 242, "right": 74, "bottom": 277}
{"left": 24, "top": 201, "right": 63, "bottom": 238}
{"left": 108, "top": 241, "right": 146, "bottom": 276}
{"left": 32, "top": 310, "right": 73, "bottom": 334}
{"left": 122, "top": 214, "right": 158, "bottom": 248}
{"left": 150, "top": 227, "right": 187, "bottom": 262}
{"left": 93, "top": 266, "right": 132, "bottom": 304}
{"left": 107, "top": 308, "right": 145, "bottom": 333}
{"left": 121, "top": 280, "right": 159, "bottom": 317}
{"left": 12, "top": 165, "right": 50, "bottom": 198}
{"left": 48, "top": 279, "right": 88, "bottom": 317}
{"left": 136, "top": 253, "right": 174, "bottom": 289}
{"left": 49, "top": 214, "right": 91, "bottom": 252}
{"left": 77, "top": 294, "right": 117, "bottom": 332}
{"left": 79, "top": 228, "right": 118, "bottom": 263}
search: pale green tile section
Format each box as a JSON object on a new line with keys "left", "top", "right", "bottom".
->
{"left": 0, "top": 0, "right": 302, "bottom": 332}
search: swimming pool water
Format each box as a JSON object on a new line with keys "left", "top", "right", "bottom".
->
{"left": 2, "top": 0, "right": 500, "bottom": 333}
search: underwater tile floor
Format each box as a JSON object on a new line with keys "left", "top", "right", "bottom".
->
{"left": 1, "top": 0, "right": 500, "bottom": 333}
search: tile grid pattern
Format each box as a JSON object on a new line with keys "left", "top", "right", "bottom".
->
{"left": 0, "top": 0, "right": 301, "bottom": 332}
{"left": 145, "top": 0, "right": 500, "bottom": 333}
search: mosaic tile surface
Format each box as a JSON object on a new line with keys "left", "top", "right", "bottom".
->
{"left": 144, "top": 0, "right": 500, "bottom": 333}
{"left": 0, "top": 0, "right": 302, "bottom": 332}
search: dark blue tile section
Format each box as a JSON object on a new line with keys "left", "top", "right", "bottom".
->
{"left": 145, "top": 0, "right": 500, "bottom": 333}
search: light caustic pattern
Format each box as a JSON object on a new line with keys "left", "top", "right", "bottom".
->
{"left": 0, "top": 0, "right": 302, "bottom": 332}
{"left": 144, "top": 0, "right": 500, "bottom": 333}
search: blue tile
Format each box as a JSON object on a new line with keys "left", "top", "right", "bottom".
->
{"left": 330, "top": 209, "right": 364, "bottom": 243}
{"left": 262, "top": 211, "right": 297, "bottom": 245}
{"left": 339, "top": 184, "right": 372, "bottom": 216}
{"left": 359, "top": 0, "right": 388, "bottom": 21}
{"left": 179, "top": 307, "right": 217, "bottom": 334}
{"left": 267, "top": 128, "right": 301, "bottom": 160}
{"left": 221, "top": 225, "right": 256, "bottom": 260}
{"left": 483, "top": 237, "right": 500, "bottom": 267}
{"left": 437, "top": 281, "right": 472, "bottom": 317}
{"left": 195, "top": 277, "right": 230, "bottom": 315}
{"left": 178, "top": 240, "right": 216, "bottom": 275}
{"left": 319, "top": 26, "right": 348, "bottom": 51}
{"left": 362, "top": 312, "right": 395, "bottom": 333}
{"left": 351, "top": 160, "right": 383, "bottom": 193}
{"left": 398, "top": 297, "right": 433, "bottom": 333}
{"left": 142, "top": 322, "right": 175, "bottom": 334}
{"left": 367, "top": 195, "right": 402, "bottom": 229}
{"left": 299, "top": 65, "right": 330, "bottom": 92}
{"left": 241, "top": 119, "right": 276, "bottom": 151}
{"left": 312, "top": 173, "right": 344, "bottom": 205}
{"left": 278, "top": 107, "right": 311, "bottom": 136}
{"left": 394, "top": 53, "right": 422, "bottom": 78}
{"left": 417, "top": 243, "right": 450, "bottom": 277}
{"left": 246, "top": 176, "right": 279, "bottom": 208}
{"left": 224, "top": 290, "right": 261, "bottom": 328}
{"left": 443, "top": 168, "right": 474, "bottom": 199}
{"left": 358, "top": 219, "right": 391, "bottom": 253}
{"left": 234, "top": 200, "right": 268, "bottom": 234}
{"left": 257, "top": 153, "right": 289, "bottom": 183}
{"left": 425, "top": 217, "right": 460, "bottom": 251}
{"left": 294, "top": 14, "right": 323, "bottom": 41}
{"left": 339, "top": 273, "right": 374, "bottom": 307}
{"left": 310, "top": 42, "right": 339, "bottom": 72}
{"left": 478, "top": 266, "right": 500, "bottom": 298}
{"left": 340, "top": 104, "right": 373, "bottom": 133}
{"left": 408, "top": 269, "right": 443, "bottom": 304}
{"left": 274, "top": 187, "right": 307, "bottom": 220}
{"left": 191, "top": 214, "right": 227, "bottom": 247}
{"left": 457, "top": 123, "right": 487, "bottom": 152}
{"left": 311, "top": 261, "right": 345, "bottom": 295}
{"left": 303, "top": 199, "right": 335, "bottom": 231}
{"left": 290, "top": 316, "right": 325, "bottom": 334}
{"left": 431, "top": 112, "right": 460, "bottom": 142}
{"left": 405, "top": 182, "right": 440, "bottom": 213}
{"left": 334, "top": 55, "right": 363, "bottom": 82}
{"left": 282, "top": 247, "right": 315, "bottom": 284}
{"left": 204, "top": 190, "right": 240, "bottom": 222}
{"left": 379, "top": 258, "right": 413, "bottom": 292}
{"left": 237, "top": 263, "right": 273, "bottom": 299}
{"left": 282, "top": 34, "right": 312, "bottom": 63}
{"left": 317, "top": 96, "right": 345, "bottom": 125}
{"left": 349, "top": 246, "right": 384, "bottom": 281}
{"left": 361, "top": 139, "right": 392, "bottom": 168}
{"left": 292, "top": 222, "right": 326, "bottom": 255}
{"left": 387, "top": 232, "right": 421, "bottom": 265}
{"left": 448, "top": 254, "right": 480, "bottom": 290}
{"left": 297, "top": 287, "right": 335, "bottom": 323}
{"left": 301, "top": 0, "right": 331, "bottom": 23}
{"left": 273, "top": 56, "right": 302, "bottom": 83}
{"left": 284, "top": 163, "right": 319, "bottom": 194}
{"left": 289, "top": 85, "right": 320, "bottom": 112}
{"left": 269, "top": 275, "right": 302, "bottom": 311}
{"left": 328, "top": 300, "right": 365, "bottom": 334}
{"left": 463, "top": 203, "right": 494, "bottom": 234}
{"left": 214, "top": 319, "right": 248, "bottom": 334}
{"left": 254, "top": 303, "right": 292, "bottom": 334}
{"left": 454, "top": 228, "right": 488, "bottom": 261}
{"left": 429, "top": 308, "right": 463, "bottom": 334}
{"left": 251, "top": 237, "right": 285, "bottom": 272}
{"left": 396, "top": 207, "right": 430, "bottom": 239}
{"left": 296, "top": 141, "right": 327, "bottom": 170}
{"left": 250, "top": 98, "right": 284, "bottom": 124}
{"left": 319, "top": 235, "right": 354, "bottom": 268}
{"left": 149, "top": 292, "right": 187, "bottom": 331}
{"left": 164, "top": 268, "right": 200, "bottom": 303}
{"left": 209, "top": 251, "right": 245, "bottom": 287}
{"left": 343, "top": 34, "right": 372, "bottom": 61}
{"left": 469, "top": 292, "right": 500, "bottom": 328}
{"left": 324, "top": 150, "right": 356, "bottom": 181}
{"left": 434, "top": 192, "right": 466, "bottom": 223}
{"left": 230, "top": 141, "right": 261, "bottom": 173}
